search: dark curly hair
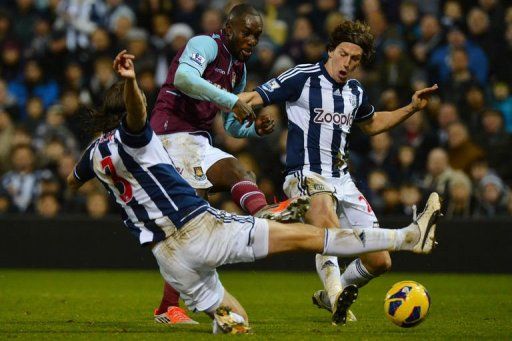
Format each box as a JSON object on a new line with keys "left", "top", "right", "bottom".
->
{"left": 326, "top": 21, "right": 375, "bottom": 65}
{"left": 79, "top": 81, "right": 126, "bottom": 135}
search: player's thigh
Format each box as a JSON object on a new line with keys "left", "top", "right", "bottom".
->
{"left": 283, "top": 171, "right": 339, "bottom": 226}
{"left": 338, "top": 178, "right": 379, "bottom": 229}
{"left": 159, "top": 133, "right": 212, "bottom": 189}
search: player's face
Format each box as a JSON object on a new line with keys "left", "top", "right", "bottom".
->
{"left": 226, "top": 14, "right": 263, "bottom": 62}
{"left": 326, "top": 42, "right": 363, "bottom": 83}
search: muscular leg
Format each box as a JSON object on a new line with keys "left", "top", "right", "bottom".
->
{"left": 207, "top": 157, "right": 267, "bottom": 215}
{"left": 306, "top": 193, "right": 344, "bottom": 307}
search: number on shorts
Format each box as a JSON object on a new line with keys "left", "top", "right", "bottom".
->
{"left": 358, "top": 195, "right": 372, "bottom": 213}
{"left": 101, "top": 156, "right": 133, "bottom": 203}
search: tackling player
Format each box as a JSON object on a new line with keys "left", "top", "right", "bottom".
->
{"left": 150, "top": 4, "right": 308, "bottom": 323}
{"left": 67, "top": 50, "right": 442, "bottom": 334}
{"left": 238, "top": 20, "right": 439, "bottom": 324}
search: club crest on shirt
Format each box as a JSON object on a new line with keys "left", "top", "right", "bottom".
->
{"left": 261, "top": 78, "right": 281, "bottom": 92}
{"left": 193, "top": 166, "right": 206, "bottom": 180}
{"left": 190, "top": 53, "right": 206, "bottom": 66}
{"left": 349, "top": 94, "right": 358, "bottom": 107}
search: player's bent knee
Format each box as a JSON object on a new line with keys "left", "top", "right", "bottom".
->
{"left": 362, "top": 252, "right": 392, "bottom": 275}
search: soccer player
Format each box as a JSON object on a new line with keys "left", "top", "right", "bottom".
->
{"left": 68, "top": 50, "right": 441, "bottom": 333}
{"left": 149, "top": 4, "right": 307, "bottom": 323}
{"left": 237, "top": 20, "right": 439, "bottom": 324}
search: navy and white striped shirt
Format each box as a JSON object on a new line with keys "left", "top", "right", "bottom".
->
{"left": 74, "top": 118, "right": 209, "bottom": 245}
{"left": 256, "top": 62, "right": 375, "bottom": 178}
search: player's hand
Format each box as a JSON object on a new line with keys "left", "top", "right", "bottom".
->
{"left": 232, "top": 99, "right": 256, "bottom": 125}
{"left": 255, "top": 112, "right": 275, "bottom": 135}
{"left": 410, "top": 84, "right": 438, "bottom": 112}
{"left": 113, "top": 50, "right": 136, "bottom": 79}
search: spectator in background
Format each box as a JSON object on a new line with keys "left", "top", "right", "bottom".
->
{"left": 440, "top": 0, "right": 464, "bottom": 29}
{"left": 201, "top": 8, "right": 223, "bottom": 35}
{"left": 412, "top": 14, "right": 443, "bottom": 66}
{"left": 0, "top": 79, "right": 19, "bottom": 119}
{"left": 8, "top": 59, "right": 59, "bottom": 119}
{"left": 378, "top": 38, "right": 415, "bottom": 99}
{"left": 1, "top": 41, "right": 23, "bottom": 82}
{"left": 0, "top": 144, "right": 50, "bottom": 212}
{"left": 85, "top": 191, "right": 110, "bottom": 218}
{"left": 125, "top": 28, "right": 156, "bottom": 73}
{"left": 136, "top": 0, "right": 173, "bottom": 32}
{"left": 421, "top": 147, "right": 454, "bottom": 197}
{"left": 396, "top": 145, "right": 421, "bottom": 183}
{"left": 466, "top": 7, "right": 501, "bottom": 76}
{"left": 89, "top": 56, "right": 117, "bottom": 107}
{"left": 283, "top": 16, "right": 313, "bottom": 63}
{"left": 12, "top": 0, "right": 40, "bottom": 44}
{"left": 398, "top": 182, "right": 423, "bottom": 216}
{"left": 395, "top": 1, "right": 420, "bottom": 51}
{"left": 461, "top": 85, "right": 487, "bottom": 133}
{"left": 173, "top": 0, "right": 203, "bottom": 33}
{"left": 87, "top": 27, "right": 116, "bottom": 68}
{"left": 0, "top": 110, "right": 14, "bottom": 174}
{"left": 444, "top": 170, "right": 475, "bottom": 218}
{"left": 442, "top": 48, "right": 480, "bottom": 108}
{"left": 24, "top": 96, "right": 45, "bottom": 133}
{"left": 365, "top": 169, "right": 391, "bottom": 214}
{"left": 104, "top": 0, "right": 136, "bottom": 35}
{"left": 475, "top": 109, "right": 512, "bottom": 182}
{"left": 492, "top": 82, "right": 512, "bottom": 133}
{"left": 361, "top": 132, "right": 399, "bottom": 184}
{"left": 429, "top": 24, "right": 489, "bottom": 85}
{"left": 249, "top": 37, "right": 277, "bottom": 79}
{"left": 434, "top": 102, "right": 459, "bottom": 147}
{"left": 446, "top": 121, "right": 485, "bottom": 174}
{"left": 35, "top": 192, "right": 60, "bottom": 218}
{"left": 475, "top": 174, "right": 510, "bottom": 217}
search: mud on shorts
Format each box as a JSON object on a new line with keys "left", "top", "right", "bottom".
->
{"left": 159, "top": 132, "right": 234, "bottom": 189}
{"left": 283, "top": 170, "right": 379, "bottom": 229}
{"left": 152, "top": 209, "right": 269, "bottom": 312}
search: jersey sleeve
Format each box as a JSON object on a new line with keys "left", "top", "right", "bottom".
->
{"left": 353, "top": 89, "right": 375, "bottom": 122}
{"left": 73, "top": 143, "right": 96, "bottom": 183}
{"left": 178, "top": 35, "right": 218, "bottom": 75}
{"left": 255, "top": 67, "right": 307, "bottom": 105}
{"left": 118, "top": 117, "right": 153, "bottom": 148}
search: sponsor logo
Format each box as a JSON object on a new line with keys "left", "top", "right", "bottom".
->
{"left": 313, "top": 108, "right": 353, "bottom": 126}
{"left": 261, "top": 78, "right": 281, "bottom": 92}
{"left": 333, "top": 88, "right": 342, "bottom": 96}
{"left": 190, "top": 53, "right": 206, "bottom": 66}
{"left": 214, "top": 67, "right": 226, "bottom": 74}
{"left": 193, "top": 166, "right": 206, "bottom": 180}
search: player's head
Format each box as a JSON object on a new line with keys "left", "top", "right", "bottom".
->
{"left": 224, "top": 4, "right": 263, "bottom": 62}
{"left": 325, "top": 21, "right": 375, "bottom": 83}
{"left": 81, "top": 81, "right": 126, "bottom": 134}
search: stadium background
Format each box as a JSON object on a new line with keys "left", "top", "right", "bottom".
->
{"left": 0, "top": 0, "right": 511, "bottom": 271}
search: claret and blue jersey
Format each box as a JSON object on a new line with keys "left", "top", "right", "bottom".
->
{"left": 255, "top": 62, "right": 375, "bottom": 178}
{"left": 73, "top": 119, "right": 209, "bottom": 245}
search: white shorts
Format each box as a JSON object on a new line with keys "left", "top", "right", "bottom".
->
{"left": 283, "top": 170, "right": 379, "bottom": 229}
{"left": 151, "top": 209, "right": 269, "bottom": 312}
{"left": 159, "top": 132, "right": 234, "bottom": 189}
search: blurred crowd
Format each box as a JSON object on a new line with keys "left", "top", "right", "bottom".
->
{"left": 0, "top": 0, "right": 511, "bottom": 219}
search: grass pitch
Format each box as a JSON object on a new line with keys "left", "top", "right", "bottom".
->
{"left": 1, "top": 270, "right": 511, "bottom": 340}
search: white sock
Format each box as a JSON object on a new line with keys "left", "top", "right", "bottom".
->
{"left": 340, "top": 258, "right": 375, "bottom": 288}
{"left": 323, "top": 227, "right": 408, "bottom": 257}
{"left": 315, "top": 254, "right": 342, "bottom": 307}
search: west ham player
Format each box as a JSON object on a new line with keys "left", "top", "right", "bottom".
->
{"left": 67, "top": 50, "right": 442, "bottom": 333}
{"left": 238, "top": 21, "right": 439, "bottom": 324}
{"left": 149, "top": 4, "right": 308, "bottom": 323}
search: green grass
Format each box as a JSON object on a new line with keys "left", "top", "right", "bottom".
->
{"left": 1, "top": 270, "right": 511, "bottom": 340}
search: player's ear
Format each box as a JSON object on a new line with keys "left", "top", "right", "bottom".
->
{"left": 225, "top": 21, "right": 233, "bottom": 38}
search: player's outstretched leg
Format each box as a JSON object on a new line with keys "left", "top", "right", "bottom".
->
{"left": 312, "top": 289, "right": 357, "bottom": 322}
{"left": 412, "top": 192, "right": 442, "bottom": 254}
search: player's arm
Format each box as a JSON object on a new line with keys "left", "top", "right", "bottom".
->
{"left": 357, "top": 84, "right": 438, "bottom": 136}
{"left": 222, "top": 68, "right": 275, "bottom": 137}
{"left": 113, "top": 50, "right": 147, "bottom": 132}
{"left": 174, "top": 36, "right": 254, "bottom": 123}
{"left": 67, "top": 144, "right": 96, "bottom": 191}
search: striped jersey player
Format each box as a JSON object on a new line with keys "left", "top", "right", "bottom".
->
{"left": 255, "top": 62, "right": 375, "bottom": 178}
{"left": 238, "top": 20, "right": 438, "bottom": 325}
